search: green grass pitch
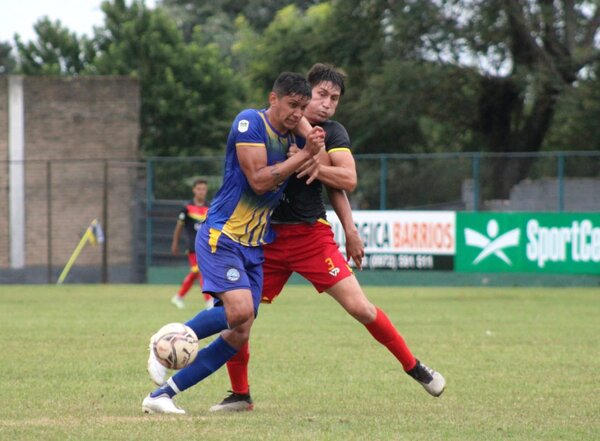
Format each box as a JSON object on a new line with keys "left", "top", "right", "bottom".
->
{"left": 0, "top": 284, "right": 598, "bottom": 440}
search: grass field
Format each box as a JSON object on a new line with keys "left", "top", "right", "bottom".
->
{"left": 0, "top": 285, "right": 598, "bottom": 441}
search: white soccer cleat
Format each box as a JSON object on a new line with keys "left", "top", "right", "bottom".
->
{"left": 205, "top": 299, "right": 214, "bottom": 310}
{"left": 171, "top": 295, "right": 185, "bottom": 309}
{"left": 147, "top": 340, "right": 167, "bottom": 386}
{"left": 407, "top": 360, "right": 446, "bottom": 397}
{"left": 142, "top": 394, "right": 185, "bottom": 414}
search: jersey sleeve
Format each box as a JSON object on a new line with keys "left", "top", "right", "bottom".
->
{"left": 324, "top": 121, "right": 352, "bottom": 154}
{"left": 178, "top": 206, "right": 187, "bottom": 223}
{"left": 232, "top": 109, "right": 266, "bottom": 148}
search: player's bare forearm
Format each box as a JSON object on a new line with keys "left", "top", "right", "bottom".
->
{"left": 328, "top": 188, "right": 356, "bottom": 236}
{"left": 171, "top": 223, "right": 184, "bottom": 254}
{"left": 313, "top": 164, "right": 357, "bottom": 191}
{"left": 240, "top": 148, "right": 313, "bottom": 194}
{"left": 298, "top": 151, "right": 357, "bottom": 191}
{"left": 293, "top": 116, "right": 313, "bottom": 139}
{"left": 328, "top": 187, "right": 364, "bottom": 269}
{"left": 238, "top": 127, "right": 325, "bottom": 195}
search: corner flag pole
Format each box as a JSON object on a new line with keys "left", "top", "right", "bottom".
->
{"left": 56, "top": 219, "right": 97, "bottom": 284}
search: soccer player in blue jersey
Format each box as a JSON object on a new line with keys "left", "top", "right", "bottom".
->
{"left": 142, "top": 72, "right": 325, "bottom": 414}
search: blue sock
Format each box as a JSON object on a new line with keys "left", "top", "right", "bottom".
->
{"left": 150, "top": 383, "right": 177, "bottom": 398}
{"left": 185, "top": 306, "right": 229, "bottom": 339}
{"left": 171, "top": 336, "right": 238, "bottom": 392}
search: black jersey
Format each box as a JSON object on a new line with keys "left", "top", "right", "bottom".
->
{"left": 178, "top": 201, "right": 209, "bottom": 252}
{"left": 271, "top": 120, "right": 352, "bottom": 224}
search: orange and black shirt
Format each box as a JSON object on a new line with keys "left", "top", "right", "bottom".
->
{"left": 178, "top": 201, "right": 209, "bottom": 252}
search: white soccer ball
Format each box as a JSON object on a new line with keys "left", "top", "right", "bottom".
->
{"left": 151, "top": 323, "right": 199, "bottom": 370}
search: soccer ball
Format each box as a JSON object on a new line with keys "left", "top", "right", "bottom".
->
{"left": 151, "top": 323, "right": 199, "bottom": 370}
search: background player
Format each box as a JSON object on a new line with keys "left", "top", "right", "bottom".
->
{"left": 142, "top": 72, "right": 325, "bottom": 414}
{"left": 170, "top": 178, "right": 214, "bottom": 310}
{"left": 209, "top": 64, "right": 446, "bottom": 412}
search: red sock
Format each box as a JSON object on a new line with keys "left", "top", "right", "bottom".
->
{"left": 364, "top": 307, "right": 417, "bottom": 371}
{"left": 226, "top": 341, "right": 250, "bottom": 395}
{"left": 178, "top": 272, "right": 199, "bottom": 297}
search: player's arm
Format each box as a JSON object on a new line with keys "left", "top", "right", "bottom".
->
{"left": 237, "top": 127, "right": 325, "bottom": 195}
{"left": 293, "top": 116, "right": 313, "bottom": 139}
{"left": 298, "top": 150, "right": 357, "bottom": 192}
{"left": 171, "top": 221, "right": 185, "bottom": 255}
{"left": 327, "top": 187, "right": 364, "bottom": 270}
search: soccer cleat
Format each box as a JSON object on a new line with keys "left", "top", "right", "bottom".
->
{"left": 406, "top": 359, "right": 446, "bottom": 397}
{"left": 142, "top": 394, "right": 185, "bottom": 414}
{"left": 147, "top": 340, "right": 167, "bottom": 386}
{"left": 209, "top": 391, "right": 254, "bottom": 412}
{"left": 205, "top": 299, "right": 214, "bottom": 310}
{"left": 171, "top": 295, "right": 185, "bottom": 309}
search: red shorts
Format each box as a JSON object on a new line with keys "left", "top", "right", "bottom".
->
{"left": 261, "top": 221, "right": 353, "bottom": 303}
{"left": 187, "top": 251, "right": 199, "bottom": 273}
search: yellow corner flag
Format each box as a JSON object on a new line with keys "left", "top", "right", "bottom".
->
{"left": 57, "top": 219, "right": 104, "bottom": 284}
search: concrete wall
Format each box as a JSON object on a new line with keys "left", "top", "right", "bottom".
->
{"left": 0, "top": 76, "right": 140, "bottom": 282}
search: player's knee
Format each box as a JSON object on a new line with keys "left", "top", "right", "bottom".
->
{"left": 225, "top": 304, "right": 254, "bottom": 328}
{"left": 348, "top": 301, "right": 377, "bottom": 324}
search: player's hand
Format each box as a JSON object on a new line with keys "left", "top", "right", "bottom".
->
{"left": 296, "top": 156, "right": 321, "bottom": 184}
{"left": 345, "top": 229, "right": 364, "bottom": 270}
{"left": 287, "top": 144, "right": 300, "bottom": 158}
{"left": 304, "top": 126, "right": 325, "bottom": 156}
{"left": 171, "top": 244, "right": 179, "bottom": 255}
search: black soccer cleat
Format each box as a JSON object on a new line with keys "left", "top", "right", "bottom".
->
{"left": 209, "top": 391, "right": 254, "bottom": 412}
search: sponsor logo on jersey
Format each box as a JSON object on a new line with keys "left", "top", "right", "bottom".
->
{"left": 238, "top": 120, "right": 249, "bottom": 133}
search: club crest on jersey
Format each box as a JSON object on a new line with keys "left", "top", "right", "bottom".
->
{"left": 226, "top": 268, "right": 241, "bottom": 282}
{"left": 238, "top": 120, "right": 249, "bottom": 133}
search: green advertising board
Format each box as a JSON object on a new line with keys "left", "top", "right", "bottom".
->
{"left": 456, "top": 213, "right": 600, "bottom": 274}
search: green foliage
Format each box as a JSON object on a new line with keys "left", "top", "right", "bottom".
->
{"left": 6, "top": 0, "right": 600, "bottom": 169}
{"left": 91, "top": 0, "right": 245, "bottom": 156}
{"left": 233, "top": 3, "right": 334, "bottom": 95}
{"left": 0, "top": 41, "right": 16, "bottom": 74}
{"left": 15, "top": 17, "right": 95, "bottom": 75}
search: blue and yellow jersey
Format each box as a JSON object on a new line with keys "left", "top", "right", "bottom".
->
{"left": 205, "top": 109, "right": 296, "bottom": 247}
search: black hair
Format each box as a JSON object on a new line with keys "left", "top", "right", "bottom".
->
{"left": 192, "top": 178, "right": 208, "bottom": 187}
{"left": 272, "top": 72, "right": 312, "bottom": 98}
{"left": 307, "top": 63, "right": 346, "bottom": 96}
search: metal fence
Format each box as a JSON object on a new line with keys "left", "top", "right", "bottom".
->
{"left": 2, "top": 151, "right": 599, "bottom": 283}
{"left": 0, "top": 158, "right": 146, "bottom": 284}
{"left": 147, "top": 150, "right": 600, "bottom": 211}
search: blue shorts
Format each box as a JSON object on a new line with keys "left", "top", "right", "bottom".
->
{"left": 195, "top": 224, "right": 264, "bottom": 312}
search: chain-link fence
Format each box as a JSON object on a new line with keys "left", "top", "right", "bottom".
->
{"left": 2, "top": 151, "right": 599, "bottom": 283}
{"left": 0, "top": 158, "right": 146, "bottom": 284}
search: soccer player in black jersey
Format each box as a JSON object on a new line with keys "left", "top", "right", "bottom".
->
{"left": 210, "top": 64, "right": 446, "bottom": 412}
{"left": 170, "top": 179, "right": 214, "bottom": 310}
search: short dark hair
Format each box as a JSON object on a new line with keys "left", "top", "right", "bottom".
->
{"left": 272, "top": 72, "right": 312, "bottom": 99}
{"left": 307, "top": 63, "right": 346, "bottom": 96}
{"left": 192, "top": 178, "right": 207, "bottom": 187}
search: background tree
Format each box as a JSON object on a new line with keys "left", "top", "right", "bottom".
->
{"left": 15, "top": 17, "right": 95, "bottom": 75}
{"left": 92, "top": 0, "right": 245, "bottom": 156}
{"left": 0, "top": 41, "right": 16, "bottom": 74}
